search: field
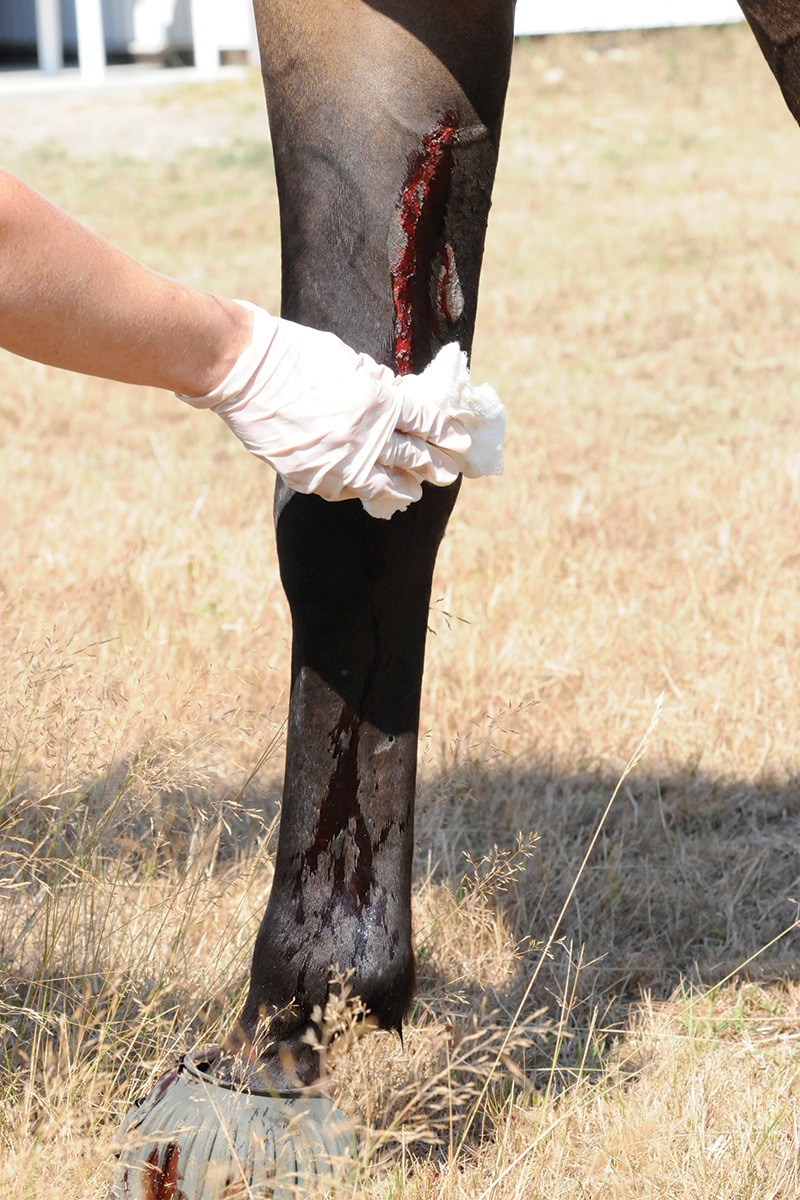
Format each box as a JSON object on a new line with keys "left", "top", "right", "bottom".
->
{"left": 3, "top": 22, "right": 800, "bottom": 1198}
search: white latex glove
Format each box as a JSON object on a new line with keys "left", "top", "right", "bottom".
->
{"left": 178, "top": 301, "right": 502, "bottom": 520}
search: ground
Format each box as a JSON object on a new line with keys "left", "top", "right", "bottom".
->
{"left": 3, "top": 23, "right": 800, "bottom": 1198}
{"left": 0, "top": 68, "right": 270, "bottom": 160}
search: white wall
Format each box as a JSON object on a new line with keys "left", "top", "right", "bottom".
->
{"left": 0, "top": 0, "right": 245, "bottom": 53}
{"left": 0, "top": 1, "right": 748, "bottom": 61}
{"left": 514, "top": 0, "right": 745, "bottom": 36}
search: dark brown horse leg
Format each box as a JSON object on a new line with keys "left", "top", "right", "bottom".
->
{"left": 738, "top": 1, "right": 800, "bottom": 123}
{"left": 219, "top": 1, "right": 515, "bottom": 1089}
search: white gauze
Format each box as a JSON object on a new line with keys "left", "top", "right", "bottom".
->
{"left": 405, "top": 342, "right": 505, "bottom": 480}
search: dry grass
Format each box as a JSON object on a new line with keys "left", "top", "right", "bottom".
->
{"left": 3, "top": 23, "right": 800, "bottom": 1197}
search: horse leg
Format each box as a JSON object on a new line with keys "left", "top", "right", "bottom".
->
{"left": 214, "top": 0, "right": 515, "bottom": 1090}
{"left": 738, "top": 1, "right": 800, "bottom": 124}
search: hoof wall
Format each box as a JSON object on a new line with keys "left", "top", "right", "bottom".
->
{"left": 110, "top": 1052, "right": 356, "bottom": 1199}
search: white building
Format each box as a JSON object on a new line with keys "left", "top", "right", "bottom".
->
{"left": 0, "top": 0, "right": 257, "bottom": 82}
{"left": 0, "top": 1, "right": 745, "bottom": 85}
{"left": 514, "top": 1, "right": 744, "bottom": 36}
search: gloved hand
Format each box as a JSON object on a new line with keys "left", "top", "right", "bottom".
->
{"left": 395, "top": 341, "right": 505, "bottom": 481}
{"left": 178, "top": 301, "right": 502, "bottom": 520}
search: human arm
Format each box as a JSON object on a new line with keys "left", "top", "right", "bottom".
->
{"left": 0, "top": 168, "right": 249, "bottom": 396}
{"left": 0, "top": 169, "right": 502, "bottom": 518}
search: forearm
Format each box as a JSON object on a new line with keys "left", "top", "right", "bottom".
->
{"left": 0, "top": 173, "right": 501, "bottom": 518}
{"left": 0, "top": 169, "right": 251, "bottom": 396}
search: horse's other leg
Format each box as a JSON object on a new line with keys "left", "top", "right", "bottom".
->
{"left": 217, "top": 1, "right": 515, "bottom": 1089}
{"left": 738, "top": 1, "right": 800, "bottom": 123}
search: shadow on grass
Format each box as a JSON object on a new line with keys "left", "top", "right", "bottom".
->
{"left": 413, "top": 761, "right": 800, "bottom": 1037}
{"left": 3, "top": 754, "right": 800, "bottom": 1134}
{"left": 4, "top": 753, "right": 800, "bottom": 1003}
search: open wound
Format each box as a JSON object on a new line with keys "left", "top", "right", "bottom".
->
{"left": 389, "top": 110, "right": 461, "bottom": 375}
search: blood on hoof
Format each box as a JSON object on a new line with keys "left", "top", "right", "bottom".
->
{"left": 143, "top": 1143, "right": 183, "bottom": 1200}
{"left": 390, "top": 110, "right": 460, "bottom": 374}
{"left": 110, "top": 1052, "right": 355, "bottom": 1200}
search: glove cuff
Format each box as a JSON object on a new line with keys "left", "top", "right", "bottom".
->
{"left": 176, "top": 300, "right": 277, "bottom": 410}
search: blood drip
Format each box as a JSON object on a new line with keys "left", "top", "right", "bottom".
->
{"left": 390, "top": 111, "right": 458, "bottom": 375}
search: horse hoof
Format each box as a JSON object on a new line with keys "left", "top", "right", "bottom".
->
{"left": 109, "top": 1050, "right": 356, "bottom": 1199}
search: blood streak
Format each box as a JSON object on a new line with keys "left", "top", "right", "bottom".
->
{"left": 390, "top": 110, "right": 458, "bottom": 375}
{"left": 143, "top": 1143, "right": 185, "bottom": 1200}
{"left": 148, "top": 1070, "right": 179, "bottom": 1108}
{"left": 306, "top": 705, "right": 375, "bottom": 914}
